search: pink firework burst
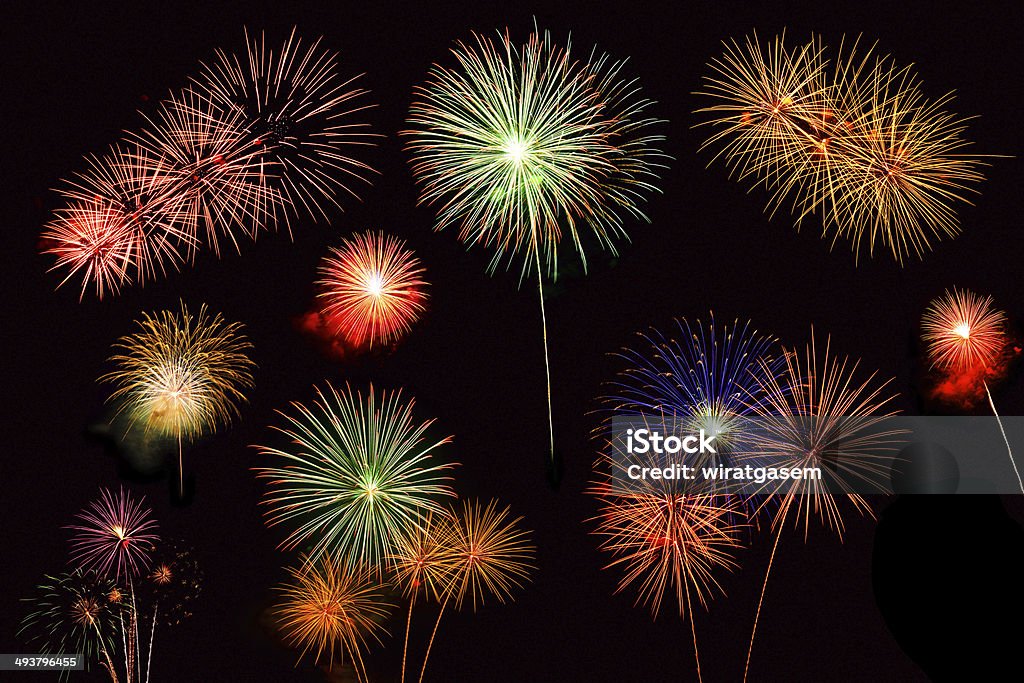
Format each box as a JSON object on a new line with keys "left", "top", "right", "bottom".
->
{"left": 67, "top": 487, "right": 159, "bottom": 580}
{"left": 41, "top": 202, "right": 138, "bottom": 300}
{"left": 921, "top": 287, "right": 1006, "bottom": 371}
{"left": 316, "top": 231, "right": 428, "bottom": 348}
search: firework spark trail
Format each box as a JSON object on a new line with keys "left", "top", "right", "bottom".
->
{"left": 274, "top": 553, "right": 394, "bottom": 677}
{"left": 922, "top": 288, "right": 1022, "bottom": 493}
{"left": 405, "top": 26, "right": 667, "bottom": 465}
{"left": 696, "top": 32, "right": 986, "bottom": 264}
{"left": 102, "top": 302, "right": 255, "bottom": 495}
{"left": 67, "top": 488, "right": 159, "bottom": 581}
{"left": 739, "top": 330, "right": 902, "bottom": 682}
{"left": 317, "top": 231, "right": 428, "bottom": 349}
{"left": 255, "top": 383, "right": 457, "bottom": 572}
{"left": 196, "top": 27, "right": 379, "bottom": 230}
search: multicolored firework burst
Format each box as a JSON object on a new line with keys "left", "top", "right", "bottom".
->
{"left": 67, "top": 487, "right": 159, "bottom": 581}
{"left": 316, "top": 231, "right": 428, "bottom": 349}
{"left": 740, "top": 330, "right": 902, "bottom": 682}
{"left": 922, "top": 287, "right": 1006, "bottom": 371}
{"left": 197, "top": 27, "right": 378, "bottom": 228}
{"left": 19, "top": 570, "right": 127, "bottom": 673}
{"left": 274, "top": 553, "right": 393, "bottom": 676}
{"left": 102, "top": 301, "right": 255, "bottom": 493}
{"left": 696, "top": 32, "right": 986, "bottom": 263}
{"left": 255, "top": 383, "right": 457, "bottom": 571}
{"left": 405, "top": 26, "right": 666, "bottom": 463}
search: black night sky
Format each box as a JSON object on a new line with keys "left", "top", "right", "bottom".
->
{"left": 3, "top": 1, "right": 1024, "bottom": 681}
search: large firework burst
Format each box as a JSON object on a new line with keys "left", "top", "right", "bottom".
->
{"left": 921, "top": 287, "right": 1006, "bottom": 371}
{"left": 19, "top": 570, "right": 127, "bottom": 672}
{"left": 739, "top": 330, "right": 901, "bottom": 682}
{"left": 696, "top": 32, "right": 986, "bottom": 263}
{"left": 255, "top": 383, "right": 457, "bottom": 571}
{"left": 316, "top": 231, "right": 428, "bottom": 349}
{"left": 405, "top": 26, "right": 666, "bottom": 463}
{"left": 67, "top": 487, "right": 159, "bottom": 581}
{"left": 102, "top": 301, "right": 254, "bottom": 494}
{"left": 197, "top": 27, "right": 378, "bottom": 229}
{"left": 274, "top": 553, "right": 393, "bottom": 675}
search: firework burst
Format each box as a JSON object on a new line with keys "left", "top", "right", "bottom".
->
{"left": 67, "top": 487, "right": 159, "bottom": 581}
{"left": 102, "top": 301, "right": 254, "bottom": 494}
{"left": 255, "top": 383, "right": 457, "bottom": 571}
{"left": 405, "top": 26, "right": 666, "bottom": 464}
{"left": 740, "top": 330, "right": 901, "bottom": 682}
{"left": 922, "top": 287, "right": 1006, "bottom": 371}
{"left": 42, "top": 202, "right": 138, "bottom": 300}
{"left": 316, "top": 231, "right": 428, "bottom": 349}
{"left": 696, "top": 32, "right": 986, "bottom": 263}
{"left": 197, "top": 27, "right": 378, "bottom": 229}
{"left": 274, "top": 553, "right": 393, "bottom": 674}
{"left": 19, "top": 570, "right": 127, "bottom": 672}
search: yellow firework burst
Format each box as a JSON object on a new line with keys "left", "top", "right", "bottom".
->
{"left": 103, "top": 301, "right": 254, "bottom": 441}
{"left": 697, "top": 32, "right": 986, "bottom": 263}
{"left": 274, "top": 553, "right": 393, "bottom": 673}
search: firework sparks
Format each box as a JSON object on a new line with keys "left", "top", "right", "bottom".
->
{"left": 405, "top": 26, "right": 666, "bottom": 464}
{"left": 102, "top": 301, "right": 254, "bottom": 495}
{"left": 274, "top": 553, "right": 393, "bottom": 674}
{"left": 922, "top": 288, "right": 1006, "bottom": 371}
{"left": 67, "top": 487, "right": 159, "bottom": 581}
{"left": 197, "top": 27, "right": 378, "bottom": 229}
{"left": 696, "top": 32, "right": 986, "bottom": 263}
{"left": 19, "top": 570, "right": 127, "bottom": 671}
{"left": 103, "top": 301, "right": 254, "bottom": 440}
{"left": 740, "top": 330, "right": 902, "bottom": 682}
{"left": 255, "top": 383, "right": 457, "bottom": 571}
{"left": 42, "top": 202, "right": 138, "bottom": 300}
{"left": 316, "top": 231, "right": 428, "bottom": 349}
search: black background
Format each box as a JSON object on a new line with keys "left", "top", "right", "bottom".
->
{"left": 3, "top": 1, "right": 1023, "bottom": 681}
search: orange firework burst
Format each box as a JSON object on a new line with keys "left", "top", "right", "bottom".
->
{"left": 921, "top": 287, "right": 1006, "bottom": 371}
{"left": 316, "top": 231, "right": 428, "bottom": 348}
{"left": 274, "top": 553, "right": 393, "bottom": 675}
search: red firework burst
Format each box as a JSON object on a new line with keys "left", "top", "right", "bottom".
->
{"left": 316, "top": 231, "right": 428, "bottom": 348}
{"left": 921, "top": 288, "right": 1006, "bottom": 371}
{"left": 67, "top": 487, "right": 159, "bottom": 580}
{"left": 41, "top": 202, "right": 137, "bottom": 300}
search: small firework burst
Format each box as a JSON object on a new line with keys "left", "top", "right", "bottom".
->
{"left": 388, "top": 512, "right": 456, "bottom": 603}
{"left": 589, "top": 484, "right": 744, "bottom": 616}
{"left": 41, "top": 202, "right": 138, "bottom": 300}
{"left": 441, "top": 499, "right": 535, "bottom": 610}
{"left": 921, "top": 288, "right": 1006, "bottom": 371}
{"left": 255, "top": 383, "right": 456, "bottom": 571}
{"left": 197, "top": 27, "right": 378, "bottom": 228}
{"left": 67, "top": 487, "right": 159, "bottom": 580}
{"left": 102, "top": 301, "right": 255, "bottom": 441}
{"left": 316, "top": 231, "right": 428, "bottom": 348}
{"left": 137, "top": 539, "right": 204, "bottom": 627}
{"left": 696, "top": 32, "right": 986, "bottom": 263}
{"left": 274, "top": 553, "right": 393, "bottom": 671}
{"left": 19, "top": 570, "right": 127, "bottom": 668}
